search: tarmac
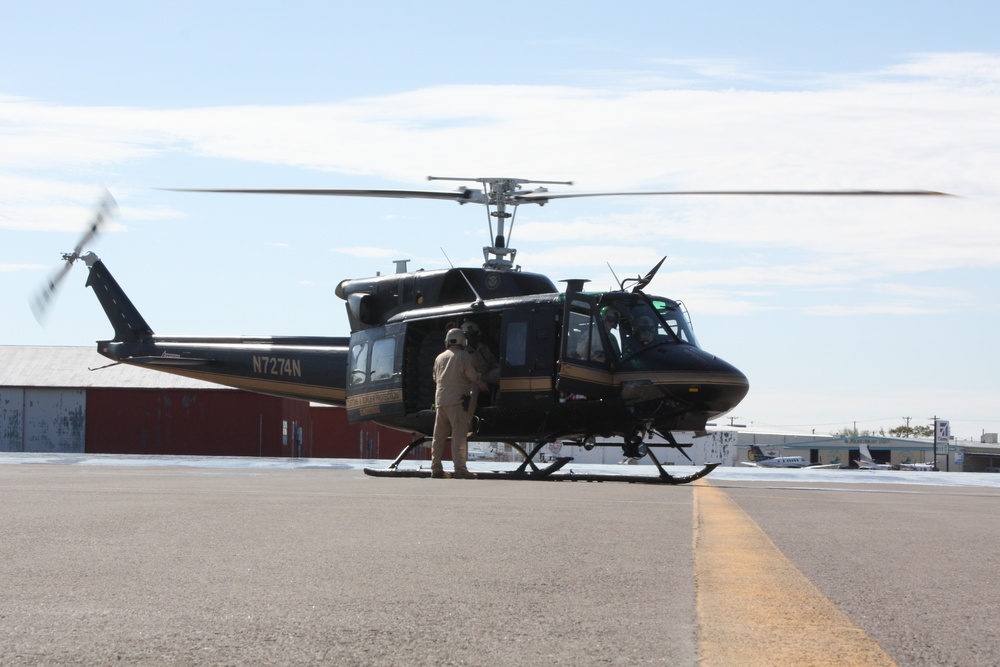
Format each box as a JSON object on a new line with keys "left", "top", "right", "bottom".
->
{"left": 1, "top": 455, "right": 999, "bottom": 665}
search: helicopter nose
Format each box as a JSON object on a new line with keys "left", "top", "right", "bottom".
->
{"left": 620, "top": 345, "right": 749, "bottom": 417}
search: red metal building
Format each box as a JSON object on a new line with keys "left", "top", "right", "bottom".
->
{"left": 86, "top": 388, "right": 312, "bottom": 458}
{"left": 1, "top": 346, "right": 418, "bottom": 459}
{"left": 309, "top": 405, "right": 418, "bottom": 459}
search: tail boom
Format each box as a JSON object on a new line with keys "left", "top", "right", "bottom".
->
{"left": 86, "top": 254, "right": 349, "bottom": 406}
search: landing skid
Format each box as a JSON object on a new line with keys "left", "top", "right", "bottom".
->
{"left": 364, "top": 456, "right": 573, "bottom": 480}
{"left": 362, "top": 436, "right": 719, "bottom": 485}
{"left": 540, "top": 461, "right": 719, "bottom": 485}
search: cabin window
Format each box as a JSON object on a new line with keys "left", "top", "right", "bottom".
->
{"left": 350, "top": 341, "right": 370, "bottom": 385}
{"left": 566, "top": 310, "right": 596, "bottom": 361}
{"left": 505, "top": 321, "right": 528, "bottom": 366}
{"left": 567, "top": 305, "right": 616, "bottom": 364}
{"left": 371, "top": 338, "right": 395, "bottom": 381}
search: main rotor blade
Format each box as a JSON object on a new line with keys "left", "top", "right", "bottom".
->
{"left": 514, "top": 189, "right": 954, "bottom": 204}
{"left": 162, "top": 187, "right": 485, "bottom": 204}
{"left": 162, "top": 185, "right": 954, "bottom": 210}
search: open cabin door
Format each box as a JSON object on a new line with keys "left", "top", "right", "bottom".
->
{"left": 345, "top": 323, "right": 406, "bottom": 423}
{"left": 556, "top": 294, "right": 617, "bottom": 399}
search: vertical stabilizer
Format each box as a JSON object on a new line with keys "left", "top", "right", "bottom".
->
{"left": 82, "top": 253, "right": 154, "bottom": 343}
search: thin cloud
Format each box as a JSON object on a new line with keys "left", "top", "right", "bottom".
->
{"left": 802, "top": 303, "right": 950, "bottom": 317}
{"left": 2, "top": 52, "right": 998, "bottom": 304}
{"left": 332, "top": 246, "right": 402, "bottom": 259}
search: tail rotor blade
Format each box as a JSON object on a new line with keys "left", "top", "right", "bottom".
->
{"left": 30, "top": 262, "right": 73, "bottom": 322}
{"left": 68, "top": 188, "right": 117, "bottom": 262}
{"left": 31, "top": 189, "right": 118, "bottom": 323}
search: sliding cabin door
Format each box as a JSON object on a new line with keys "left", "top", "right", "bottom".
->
{"left": 496, "top": 308, "right": 558, "bottom": 409}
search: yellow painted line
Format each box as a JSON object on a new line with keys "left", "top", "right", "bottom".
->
{"left": 694, "top": 485, "right": 896, "bottom": 666}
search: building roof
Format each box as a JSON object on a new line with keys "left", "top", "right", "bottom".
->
{"left": 0, "top": 346, "right": 229, "bottom": 390}
{"left": 766, "top": 435, "right": 942, "bottom": 451}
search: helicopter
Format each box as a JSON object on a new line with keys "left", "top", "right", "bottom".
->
{"left": 34, "top": 178, "right": 948, "bottom": 484}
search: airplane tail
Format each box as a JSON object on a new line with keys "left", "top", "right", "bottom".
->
{"left": 858, "top": 443, "right": 876, "bottom": 464}
{"left": 82, "top": 253, "right": 154, "bottom": 343}
{"left": 747, "top": 445, "right": 769, "bottom": 462}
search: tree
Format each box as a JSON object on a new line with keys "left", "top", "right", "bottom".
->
{"left": 833, "top": 426, "right": 875, "bottom": 438}
{"left": 889, "top": 424, "right": 933, "bottom": 438}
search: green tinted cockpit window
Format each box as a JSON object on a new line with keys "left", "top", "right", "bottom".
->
{"left": 649, "top": 299, "right": 698, "bottom": 347}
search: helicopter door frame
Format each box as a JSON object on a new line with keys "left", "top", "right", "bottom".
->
{"left": 496, "top": 307, "right": 558, "bottom": 409}
{"left": 345, "top": 323, "right": 406, "bottom": 424}
{"left": 556, "top": 294, "right": 617, "bottom": 400}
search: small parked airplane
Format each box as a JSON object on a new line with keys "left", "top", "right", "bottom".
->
{"left": 898, "top": 459, "right": 938, "bottom": 471}
{"left": 741, "top": 445, "right": 840, "bottom": 469}
{"left": 856, "top": 443, "right": 895, "bottom": 470}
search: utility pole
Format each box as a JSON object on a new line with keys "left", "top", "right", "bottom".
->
{"left": 932, "top": 415, "right": 938, "bottom": 469}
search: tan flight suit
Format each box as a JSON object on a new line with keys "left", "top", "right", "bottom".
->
{"left": 431, "top": 345, "right": 485, "bottom": 476}
{"left": 465, "top": 341, "right": 500, "bottom": 416}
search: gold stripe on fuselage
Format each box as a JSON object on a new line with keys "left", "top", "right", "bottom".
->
{"left": 124, "top": 362, "right": 348, "bottom": 404}
{"left": 346, "top": 388, "right": 404, "bottom": 411}
{"left": 559, "top": 363, "right": 748, "bottom": 388}
{"left": 499, "top": 376, "right": 554, "bottom": 393}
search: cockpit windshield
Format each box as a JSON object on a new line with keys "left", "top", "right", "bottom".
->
{"left": 603, "top": 294, "right": 699, "bottom": 358}
{"left": 562, "top": 292, "right": 699, "bottom": 368}
{"left": 648, "top": 297, "right": 699, "bottom": 347}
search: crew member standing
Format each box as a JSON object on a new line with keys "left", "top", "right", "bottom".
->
{"left": 431, "top": 328, "right": 489, "bottom": 479}
{"left": 461, "top": 321, "right": 499, "bottom": 415}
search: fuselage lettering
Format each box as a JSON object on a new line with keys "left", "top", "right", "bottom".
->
{"left": 251, "top": 355, "right": 303, "bottom": 378}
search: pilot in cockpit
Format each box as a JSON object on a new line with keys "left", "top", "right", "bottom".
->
{"left": 599, "top": 306, "right": 622, "bottom": 358}
{"left": 633, "top": 316, "right": 656, "bottom": 347}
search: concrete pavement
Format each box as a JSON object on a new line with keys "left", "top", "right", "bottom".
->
{"left": 1, "top": 460, "right": 998, "bottom": 665}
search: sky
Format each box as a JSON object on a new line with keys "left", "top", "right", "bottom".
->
{"left": 2, "top": 1, "right": 999, "bottom": 441}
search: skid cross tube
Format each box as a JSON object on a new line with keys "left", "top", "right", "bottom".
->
{"left": 504, "top": 442, "right": 541, "bottom": 472}
{"left": 512, "top": 440, "right": 550, "bottom": 475}
{"left": 364, "top": 434, "right": 720, "bottom": 484}
{"left": 387, "top": 436, "right": 430, "bottom": 470}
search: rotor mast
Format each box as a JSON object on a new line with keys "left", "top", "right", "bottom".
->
{"left": 428, "top": 176, "right": 573, "bottom": 270}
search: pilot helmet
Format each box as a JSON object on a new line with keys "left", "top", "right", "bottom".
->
{"left": 600, "top": 306, "right": 620, "bottom": 325}
{"left": 460, "top": 321, "right": 480, "bottom": 334}
{"left": 635, "top": 316, "right": 654, "bottom": 333}
{"left": 445, "top": 328, "right": 467, "bottom": 347}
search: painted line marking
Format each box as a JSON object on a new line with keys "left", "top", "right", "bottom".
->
{"left": 694, "top": 484, "right": 896, "bottom": 666}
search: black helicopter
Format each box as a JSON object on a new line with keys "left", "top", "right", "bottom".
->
{"left": 35, "top": 178, "right": 947, "bottom": 484}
